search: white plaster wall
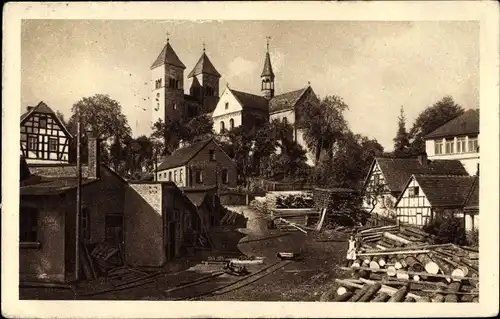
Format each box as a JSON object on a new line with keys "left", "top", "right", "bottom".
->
{"left": 151, "top": 66, "right": 165, "bottom": 124}
{"left": 156, "top": 165, "right": 187, "bottom": 187}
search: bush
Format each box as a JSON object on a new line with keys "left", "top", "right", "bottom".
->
{"left": 423, "top": 217, "right": 467, "bottom": 245}
{"left": 466, "top": 229, "right": 479, "bottom": 247}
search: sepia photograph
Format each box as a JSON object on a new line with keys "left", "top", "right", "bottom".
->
{"left": 2, "top": 1, "right": 499, "bottom": 318}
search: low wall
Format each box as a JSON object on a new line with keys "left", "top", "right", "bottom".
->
{"left": 219, "top": 190, "right": 266, "bottom": 206}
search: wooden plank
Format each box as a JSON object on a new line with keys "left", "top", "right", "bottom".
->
{"left": 339, "top": 266, "right": 477, "bottom": 281}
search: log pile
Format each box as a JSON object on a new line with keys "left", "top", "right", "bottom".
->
{"left": 321, "top": 224, "right": 479, "bottom": 303}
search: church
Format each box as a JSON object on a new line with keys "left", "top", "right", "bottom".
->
{"left": 150, "top": 37, "right": 317, "bottom": 166}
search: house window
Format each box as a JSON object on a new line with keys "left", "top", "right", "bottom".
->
{"left": 209, "top": 150, "right": 215, "bottom": 161}
{"left": 229, "top": 118, "right": 234, "bottom": 130}
{"left": 20, "top": 206, "right": 38, "bottom": 243}
{"left": 28, "top": 135, "right": 38, "bottom": 151}
{"left": 225, "top": 102, "right": 229, "bottom": 110}
{"left": 48, "top": 138, "right": 58, "bottom": 152}
{"left": 39, "top": 117, "right": 47, "bottom": 129}
{"left": 434, "top": 140, "right": 443, "bottom": 155}
{"left": 221, "top": 169, "right": 228, "bottom": 184}
{"left": 445, "top": 139, "right": 454, "bottom": 154}
{"left": 408, "top": 186, "right": 420, "bottom": 197}
{"left": 283, "top": 117, "right": 288, "bottom": 125}
{"left": 456, "top": 137, "right": 466, "bottom": 153}
{"left": 373, "top": 174, "right": 380, "bottom": 185}
{"left": 195, "top": 170, "right": 203, "bottom": 183}
{"left": 168, "top": 171, "right": 172, "bottom": 181}
{"left": 81, "top": 208, "right": 90, "bottom": 242}
{"left": 220, "top": 121, "right": 225, "bottom": 133}
{"left": 179, "top": 168, "right": 184, "bottom": 183}
{"left": 174, "top": 170, "right": 178, "bottom": 182}
{"left": 468, "top": 136, "right": 478, "bottom": 153}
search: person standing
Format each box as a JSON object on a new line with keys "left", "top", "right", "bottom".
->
{"left": 345, "top": 234, "right": 357, "bottom": 266}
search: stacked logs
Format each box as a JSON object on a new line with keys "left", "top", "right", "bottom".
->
{"left": 322, "top": 224, "right": 479, "bottom": 303}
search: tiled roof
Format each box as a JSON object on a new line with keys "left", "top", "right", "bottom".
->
{"left": 375, "top": 157, "right": 469, "bottom": 193}
{"left": 156, "top": 138, "right": 213, "bottom": 171}
{"left": 187, "top": 52, "right": 221, "bottom": 78}
{"left": 150, "top": 41, "right": 186, "bottom": 69}
{"left": 425, "top": 109, "right": 479, "bottom": 139}
{"left": 20, "top": 177, "right": 97, "bottom": 196}
{"left": 414, "top": 175, "right": 477, "bottom": 207}
{"left": 269, "top": 87, "right": 309, "bottom": 113}
{"left": 28, "top": 164, "right": 90, "bottom": 179}
{"left": 261, "top": 52, "right": 274, "bottom": 77}
{"left": 231, "top": 89, "right": 270, "bottom": 111}
{"left": 464, "top": 177, "right": 479, "bottom": 210}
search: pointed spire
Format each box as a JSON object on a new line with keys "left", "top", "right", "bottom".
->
{"left": 261, "top": 37, "right": 274, "bottom": 78}
{"left": 187, "top": 45, "right": 221, "bottom": 78}
{"left": 150, "top": 35, "right": 186, "bottom": 69}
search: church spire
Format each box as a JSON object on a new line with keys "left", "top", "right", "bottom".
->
{"left": 261, "top": 36, "right": 275, "bottom": 99}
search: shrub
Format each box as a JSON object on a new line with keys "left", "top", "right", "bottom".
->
{"left": 423, "top": 217, "right": 467, "bottom": 245}
{"left": 466, "top": 229, "right": 479, "bottom": 247}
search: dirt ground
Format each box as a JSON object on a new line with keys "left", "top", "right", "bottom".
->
{"left": 20, "top": 206, "right": 349, "bottom": 301}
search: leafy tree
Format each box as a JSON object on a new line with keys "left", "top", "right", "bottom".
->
{"left": 393, "top": 106, "right": 411, "bottom": 157}
{"left": 67, "top": 94, "right": 131, "bottom": 167}
{"left": 183, "top": 114, "right": 214, "bottom": 144}
{"left": 408, "top": 96, "right": 465, "bottom": 155}
{"left": 301, "top": 95, "right": 349, "bottom": 164}
{"left": 150, "top": 118, "right": 185, "bottom": 156}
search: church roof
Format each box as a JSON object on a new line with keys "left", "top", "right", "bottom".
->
{"left": 269, "top": 87, "right": 310, "bottom": 113}
{"left": 261, "top": 52, "right": 274, "bottom": 77}
{"left": 188, "top": 52, "right": 221, "bottom": 78}
{"left": 231, "top": 89, "right": 270, "bottom": 111}
{"left": 150, "top": 41, "right": 186, "bottom": 70}
{"left": 425, "top": 109, "right": 479, "bottom": 139}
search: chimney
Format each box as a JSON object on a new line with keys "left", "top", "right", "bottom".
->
{"left": 417, "top": 152, "right": 428, "bottom": 166}
{"left": 26, "top": 106, "right": 34, "bottom": 112}
{"left": 86, "top": 126, "right": 100, "bottom": 179}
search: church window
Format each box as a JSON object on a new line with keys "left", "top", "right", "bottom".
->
{"left": 48, "top": 138, "right": 58, "bottom": 152}
{"left": 220, "top": 121, "right": 225, "bottom": 133}
{"left": 229, "top": 118, "right": 235, "bottom": 130}
{"left": 225, "top": 102, "right": 229, "bottom": 110}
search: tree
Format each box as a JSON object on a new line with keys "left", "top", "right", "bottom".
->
{"left": 408, "top": 96, "right": 465, "bottom": 155}
{"left": 393, "top": 106, "right": 411, "bottom": 157}
{"left": 150, "top": 118, "right": 185, "bottom": 156}
{"left": 301, "top": 95, "right": 349, "bottom": 164}
{"left": 183, "top": 114, "right": 214, "bottom": 144}
{"left": 313, "top": 131, "right": 384, "bottom": 189}
{"left": 67, "top": 94, "right": 132, "bottom": 167}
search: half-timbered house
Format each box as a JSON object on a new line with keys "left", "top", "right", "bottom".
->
{"left": 20, "top": 101, "right": 72, "bottom": 164}
{"left": 394, "top": 175, "right": 477, "bottom": 229}
{"left": 362, "top": 154, "right": 469, "bottom": 217}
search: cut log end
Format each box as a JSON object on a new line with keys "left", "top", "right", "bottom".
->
{"left": 337, "top": 286, "right": 348, "bottom": 296}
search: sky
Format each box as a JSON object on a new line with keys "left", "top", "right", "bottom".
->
{"left": 21, "top": 20, "right": 479, "bottom": 151}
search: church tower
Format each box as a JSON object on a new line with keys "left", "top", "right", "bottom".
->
{"left": 261, "top": 37, "right": 275, "bottom": 100}
{"left": 150, "top": 36, "right": 186, "bottom": 124}
{"left": 188, "top": 44, "right": 221, "bottom": 114}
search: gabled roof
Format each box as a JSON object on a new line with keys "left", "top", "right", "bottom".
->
{"left": 231, "top": 89, "right": 270, "bottom": 111}
{"left": 425, "top": 109, "right": 479, "bottom": 139}
{"left": 20, "top": 177, "right": 98, "bottom": 196}
{"left": 156, "top": 138, "right": 214, "bottom": 171}
{"left": 269, "top": 86, "right": 310, "bottom": 113}
{"left": 366, "top": 157, "right": 469, "bottom": 193}
{"left": 396, "top": 175, "right": 477, "bottom": 208}
{"left": 261, "top": 52, "right": 274, "bottom": 77}
{"left": 464, "top": 177, "right": 479, "bottom": 210}
{"left": 187, "top": 52, "right": 221, "bottom": 78}
{"left": 150, "top": 41, "right": 186, "bottom": 70}
{"left": 20, "top": 101, "right": 73, "bottom": 138}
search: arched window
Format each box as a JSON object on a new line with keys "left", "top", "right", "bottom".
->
{"left": 229, "top": 118, "right": 235, "bottom": 130}
{"left": 176, "top": 80, "right": 180, "bottom": 89}
{"left": 220, "top": 121, "right": 225, "bottom": 133}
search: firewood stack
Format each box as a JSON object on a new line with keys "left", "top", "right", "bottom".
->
{"left": 321, "top": 224, "right": 479, "bottom": 303}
